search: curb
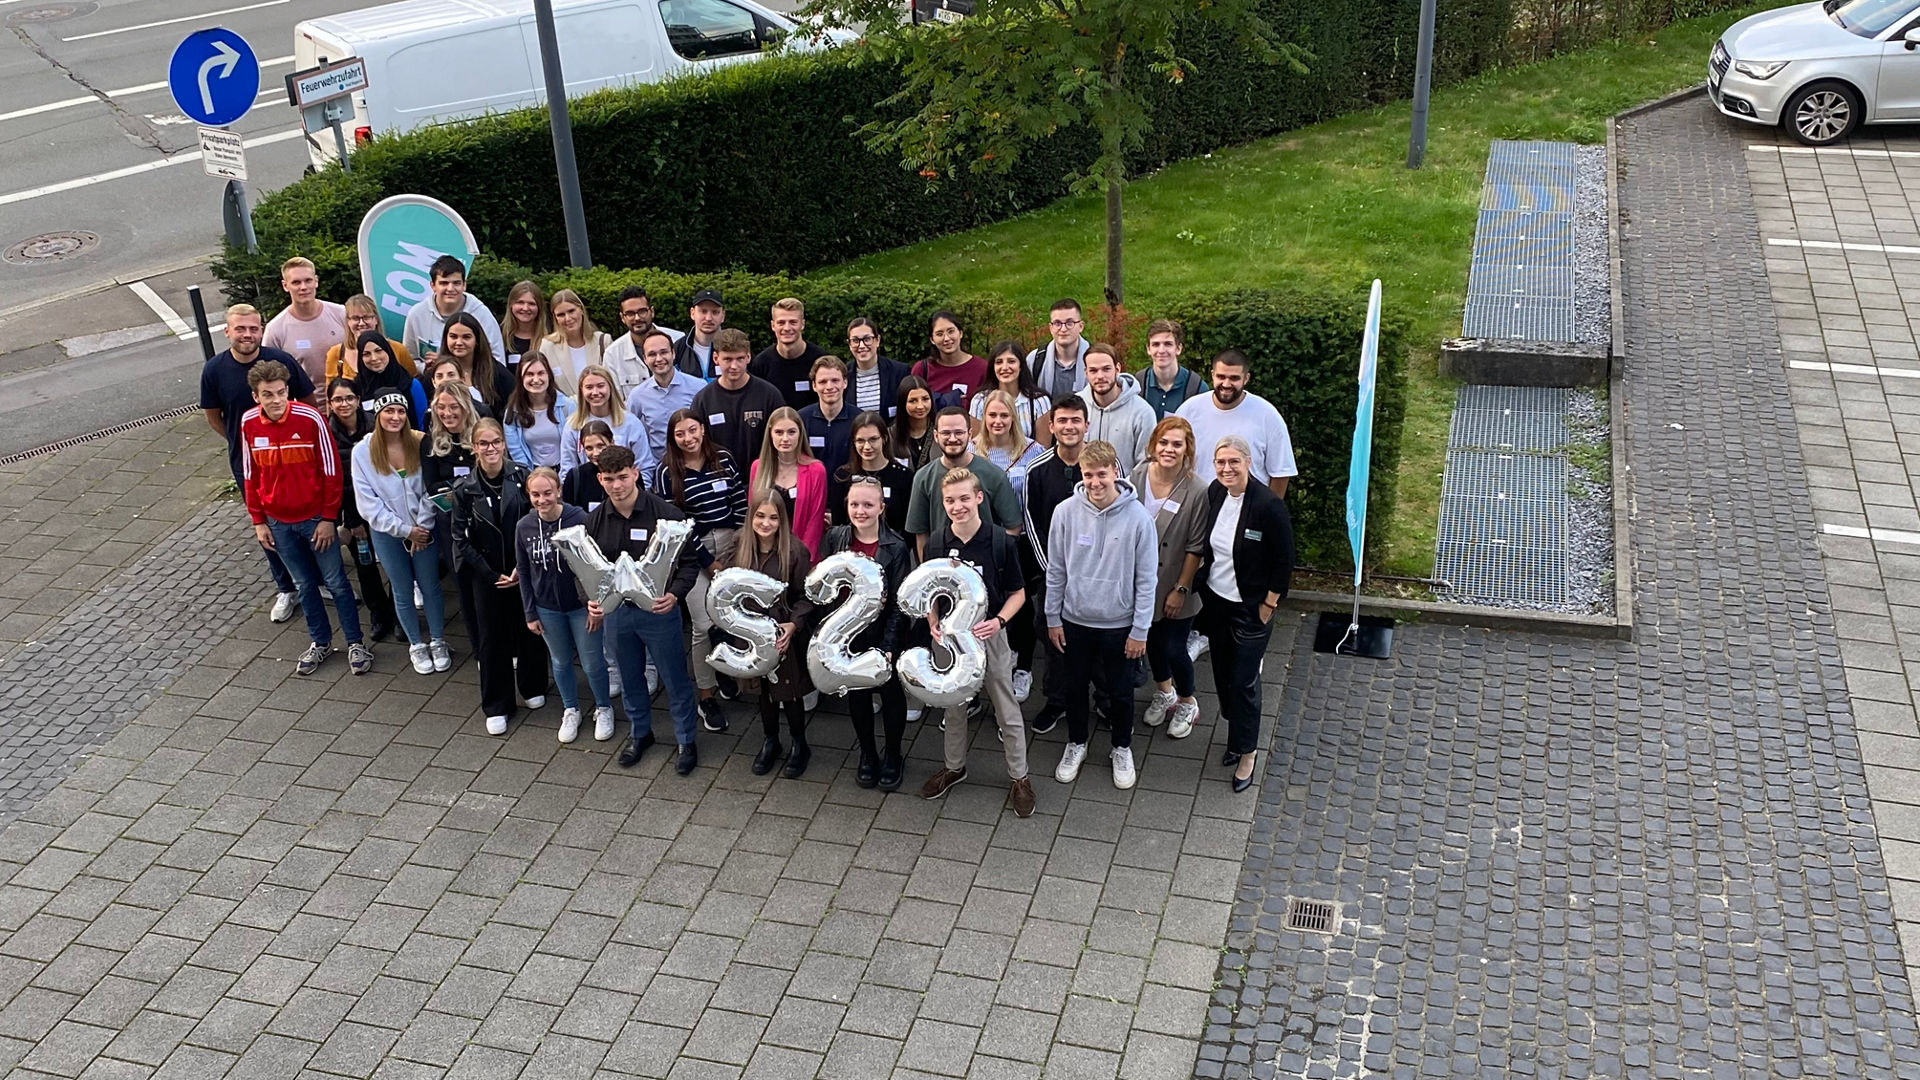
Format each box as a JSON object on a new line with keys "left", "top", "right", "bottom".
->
{"left": 1606, "top": 110, "right": 1638, "bottom": 637}
{"left": 1285, "top": 589, "right": 1631, "bottom": 640}
{"left": 0, "top": 253, "right": 218, "bottom": 325}
{"left": 1612, "top": 82, "right": 1708, "bottom": 121}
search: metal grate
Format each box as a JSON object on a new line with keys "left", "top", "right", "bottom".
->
{"left": 1436, "top": 440, "right": 1570, "bottom": 606}
{"left": 0, "top": 404, "right": 199, "bottom": 465}
{"left": 1440, "top": 448, "right": 1565, "bottom": 499}
{"left": 1463, "top": 140, "right": 1580, "bottom": 342}
{"left": 1285, "top": 898, "right": 1336, "bottom": 934}
{"left": 1462, "top": 296, "right": 1575, "bottom": 341}
{"left": 1466, "top": 262, "right": 1575, "bottom": 300}
{"left": 1434, "top": 539, "right": 1568, "bottom": 606}
{"left": 1448, "top": 386, "right": 1568, "bottom": 451}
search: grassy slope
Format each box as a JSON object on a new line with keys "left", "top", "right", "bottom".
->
{"left": 823, "top": 3, "right": 1786, "bottom": 575}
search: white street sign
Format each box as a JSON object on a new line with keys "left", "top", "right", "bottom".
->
{"left": 285, "top": 57, "right": 370, "bottom": 109}
{"left": 198, "top": 127, "right": 248, "bottom": 181}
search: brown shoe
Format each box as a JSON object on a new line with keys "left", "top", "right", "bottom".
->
{"left": 1008, "top": 777, "right": 1035, "bottom": 818}
{"left": 920, "top": 767, "right": 967, "bottom": 800}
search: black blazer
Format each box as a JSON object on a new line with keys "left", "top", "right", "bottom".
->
{"left": 820, "top": 523, "right": 918, "bottom": 656}
{"left": 450, "top": 461, "right": 533, "bottom": 577}
{"left": 1200, "top": 480, "right": 1294, "bottom": 612}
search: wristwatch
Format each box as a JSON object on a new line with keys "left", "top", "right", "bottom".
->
{"left": 1175, "top": 585, "right": 1191, "bottom": 594}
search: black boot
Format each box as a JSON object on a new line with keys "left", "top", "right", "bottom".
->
{"left": 782, "top": 739, "right": 811, "bottom": 779}
{"left": 877, "top": 750, "right": 904, "bottom": 793}
{"left": 855, "top": 749, "right": 879, "bottom": 789}
{"left": 752, "top": 739, "right": 782, "bottom": 775}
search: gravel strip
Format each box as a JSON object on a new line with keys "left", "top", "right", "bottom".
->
{"left": 1564, "top": 388, "right": 1614, "bottom": 615}
{"left": 1574, "top": 143, "right": 1611, "bottom": 346}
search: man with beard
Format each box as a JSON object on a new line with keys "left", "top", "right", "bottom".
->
{"left": 1176, "top": 349, "right": 1297, "bottom": 497}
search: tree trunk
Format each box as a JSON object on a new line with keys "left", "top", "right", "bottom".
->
{"left": 1101, "top": 49, "right": 1126, "bottom": 309}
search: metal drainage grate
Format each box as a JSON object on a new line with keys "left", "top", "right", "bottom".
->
{"left": 3, "top": 231, "right": 98, "bottom": 265}
{"left": 1462, "top": 296, "right": 1575, "bottom": 341}
{"left": 1434, "top": 540, "right": 1568, "bottom": 606}
{"left": 1449, "top": 386, "right": 1568, "bottom": 451}
{"left": 1285, "top": 898, "right": 1336, "bottom": 934}
{"left": 0, "top": 404, "right": 199, "bottom": 466}
{"left": 1463, "top": 140, "right": 1580, "bottom": 343}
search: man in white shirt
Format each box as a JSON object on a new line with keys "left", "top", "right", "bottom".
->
{"left": 605, "top": 286, "right": 686, "bottom": 396}
{"left": 262, "top": 256, "right": 346, "bottom": 391}
{"left": 625, "top": 329, "right": 704, "bottom": 465}
{"left": 1176, "top": 349, "right": 1296, "bottom": 497}
{"left": 402, "top": 255, "right": 505, "bottom": 366}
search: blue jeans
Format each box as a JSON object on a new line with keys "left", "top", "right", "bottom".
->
{"left": 536, "top": 605, "right": 610, "bottom": 711}
{"left": 263, "top": 545, "right": 294, "bottom": 593}
{"left": 603, "top": 602, "right": 697, "bottom": 744}
{"left": 268, "top": 517, "right": 362, "bottom": 647}
{"left": 369, "top": 530, "right": 447, "bottom": 646}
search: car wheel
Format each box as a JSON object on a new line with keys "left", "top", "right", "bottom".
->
{"left": 1784, "top": 81, "right": 1861, "bottom": 146}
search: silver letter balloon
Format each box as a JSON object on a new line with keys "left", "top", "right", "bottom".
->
{"left": 894, "top": 557, "right": 989, "bottom": 709}
{"left": 705, "top": 567, "right": 785, "bottom": 681}
{"left": 803, "top": 551, "right": 891, "bottom": 696}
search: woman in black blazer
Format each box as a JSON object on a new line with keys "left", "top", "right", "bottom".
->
{"left": 451, "top": 419, "right": 550, "bottom": 735}
{"left": 1198, "top": 434, "right": 1295, "bottom": 791}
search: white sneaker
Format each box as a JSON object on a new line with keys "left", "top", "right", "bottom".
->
{"left": 593, "top": 706, "right": 616, "bottom": 741}
{"left": 524, "top": 695, "right": 546, "bottom": 709}
{"left": 1167, "top": 700, "right": 1198, "bottom": 739}
{"left": 409, "top": 643, "right": 433, "bottom": 675}
{"left": 1012, "top": 669, "right": 1032, "bottom": 703}
{"left": 1054, "top": 742, "right": 1088, "bottom": 784}
{"left": 908, "top": 707, "right": 923, "bottom": 723}
{"left": 646, "top": 663, "right": 660, "bottom": 697}
{"left": 270, "top": 591, "right": 298, "bottom": 623}
{"left": 1188, "top": 631, "right": 1208, "bottom": 661}
{"left": 429, "top": 640, "right": 451, "bottom": 672}
{"left": 1142, "top": 690, "right": 1177, "bottom": 728}
{"left": 1111, "top": 747, "right": 1137, "bottom": 789}
{"left": 485, "top": 715, "right": 508, "bottom": 735}
{"left": 558, "top": 708, "right": 582, "bottom": 743}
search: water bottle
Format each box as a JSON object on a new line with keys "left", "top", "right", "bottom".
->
{"left": 355, "top": 537, "right": 373, "bottom": 565}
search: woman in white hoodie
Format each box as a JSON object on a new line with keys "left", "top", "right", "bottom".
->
{"left": 352, "top": 392, "right": 453, "bottom": 676}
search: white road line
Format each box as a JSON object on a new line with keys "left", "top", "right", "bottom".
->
{"left": 1766, "top": 237, "right": 1920, "bottom": 256}
{"left": 1823, "top": 522, "right": 1920, "bottom": 547}
{"left": 1789, "top": 359, "right": 1920, "bottom": 380}
{"left": 62, "top": 0, "right": 289, "bottom": 42}
{"left": 127, "top": 281, "right": 194, "bottom": 339}
{"left": 1749, "top": 144, "right": 1920, "bottom": 159}
{"left": 0, "top": 128, "right": 304, "bottom": 208}
{"left": 0, "top": 56, "right": 293, "bottom": 124}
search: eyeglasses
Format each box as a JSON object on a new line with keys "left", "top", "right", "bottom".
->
{"left": 1050, "top": 318, "right": 1082, "bottom": 329}
{"left": 475, "top": 439, "right": 506, "bottom": 448}
{"left": 848, "top": 335, "right": 878, "bottom": 346}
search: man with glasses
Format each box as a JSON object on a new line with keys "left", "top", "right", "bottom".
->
{"left": 905, "top": 407, "right": 1022, "bottom": 557}
{"left": 846, "top": 317, "right": 908, "bottom": 416}
{"left": 1025, "top": 298, "right": 1091, "bottom": 400}
{"left": 604, "top": 286, "right": 686, "bottom": 397}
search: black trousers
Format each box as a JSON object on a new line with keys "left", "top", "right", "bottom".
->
{"left": 1201, "top": 589, "right": 1273, "bottom": 755}
{"left": 848, "top": 678, "right": 907, "bottom": 758}
{"left": 760, "top": 695, "right": 807, "bottom": 741}
{"left": 458, "top": 568, "right": 550, "bottom": 717}
{"left": 1063, "top": 622, "right": 1137, "bottom": 750}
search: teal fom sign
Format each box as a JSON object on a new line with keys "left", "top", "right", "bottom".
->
{"left": 357, "top": 195, "right": 479, "bottom": 342}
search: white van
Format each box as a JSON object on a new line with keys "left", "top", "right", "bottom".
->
{"left": 293, "top": 0, "right": 847, "bottom": 168}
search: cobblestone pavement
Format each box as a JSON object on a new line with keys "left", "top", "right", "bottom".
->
{"left": 0, "top": 407, "right": 1308, "bottom": 1077}
{"left": 1196, "top": 98, "right": 1920, "bottom": 1077}
{"left": 1743, "top": 116, "right": 1920, "bottom": 978}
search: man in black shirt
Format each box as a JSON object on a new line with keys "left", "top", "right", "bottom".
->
{"left": 749, "top": 297, "right": 827, "bottom": 412}
{"left": 1018, "top": 394, "right": 1088, "bottom": 734}
{"left": 799, "top": 355, "right": 854, "bottom": 479}
{"left": 583, "top": 445, "right": 704, "bottom": 774}
{"left": 691, "top": 328, "right": 786, "bottom": 471}
{"left": 919, "top": 468, "right": 1036, "bottom": 819}
{"left": 201, "top": 302, "right": 317, "bottom": 625}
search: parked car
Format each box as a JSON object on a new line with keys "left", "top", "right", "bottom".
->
{"left": 294, "top": 0, "right": 854, "bottom": 168}
{"left": 1711, "top": 0, "right": 1920, "bottom": 145}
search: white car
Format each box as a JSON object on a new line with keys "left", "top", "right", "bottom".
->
{"left": 1711, "top": 0, "right": 1920, "bottom": 145}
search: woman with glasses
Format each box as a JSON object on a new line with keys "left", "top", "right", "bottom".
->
{"left": 844, "top": 317, "right": 908, "bottom": 418}
{"left": 327, "top": 294, "right": 414, "bottom": 382}
{"left": 829, "top": 411, "right": 913, "bottom": 532}
{"left": 451, "top": 418, "right": 550, "bottom": 735}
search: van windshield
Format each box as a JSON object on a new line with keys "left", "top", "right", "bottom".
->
{"left": 1833, "top": 0, "right": 1920, "bottom": 36}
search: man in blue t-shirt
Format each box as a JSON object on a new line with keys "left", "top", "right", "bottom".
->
{"left": 201, "top": 303, "right": 316, "bottom": 624}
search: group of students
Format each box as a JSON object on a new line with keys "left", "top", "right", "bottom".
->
{"left": 203, "top": 265, "right": 1299, "bottom": 815}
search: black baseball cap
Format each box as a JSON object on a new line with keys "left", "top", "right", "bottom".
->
{"left": 691, "top": 289, "right": 724, "bottom": 308}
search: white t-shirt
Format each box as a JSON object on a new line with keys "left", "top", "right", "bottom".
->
{"left": 1178, "top": 391, "right": 1297, "bottom": 485}
{"left": 1207, "top": 492, "right": 1244, "bottom": 601}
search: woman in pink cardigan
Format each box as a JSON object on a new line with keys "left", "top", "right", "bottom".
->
{"left": 749, "top": 407, "right": 828, "bottom": 556}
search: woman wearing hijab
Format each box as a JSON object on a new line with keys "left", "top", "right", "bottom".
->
{"left": 352, "top": 331, "right": 427, "bottom": 429}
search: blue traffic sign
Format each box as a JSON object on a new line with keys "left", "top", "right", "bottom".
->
{"left": 167, "top": 28, "right": 260, "bottom": 127}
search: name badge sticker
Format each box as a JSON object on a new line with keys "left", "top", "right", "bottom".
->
{"left": 507, "top": 354, "right": 521, "bottom": 365}
{"left": 630, "top": 528, "right": 649, "bottom": 541}
{"left": 708, "top": 413, "right": 727, "bottom": 426}
{"left": 453, "top": 466, "right": 472, "bottom": 477}
{"left": 882, "top": 487, "right": 892, "bottom": 499}
{"left": 795, "top": 380, "right": 810, "bottom": 392}
{"left": 295, "top": 339, "right": 312, "bottom": 350}
{"left": 1076, "top": 534, "right": 1094, "bottom": 547}
{"left": 712, "top": 479, "right": 728, "bottom": 491}
{"left": 253, "top": 436, "right": 270, "bottom": 448}
{"left": 1244, "top": 528, "right": 1263, "bottom": 541}
{"left": 1163, "top": 499, "right": 1180, "bottom": 514}
{"left": 808, "top": 436, "right": 826, "bottom": 448}
{"left": 589, "top": 501, "right": 602, "bottom": 511}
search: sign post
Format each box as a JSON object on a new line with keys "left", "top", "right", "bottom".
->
{"left": 357, "top": 196, "right": 480, "bottom": 344}
{"left": 286, "top": 57, "right": 370, "bottom": 173}
{"left": 169, "top": 28, "right": 261, "bottom": 250}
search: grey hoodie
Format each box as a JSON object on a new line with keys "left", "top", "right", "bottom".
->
{"left": 1044, "top": 478, "right": 1158, "bottom": 638}
{"left": 1084, "top": 372, "right": 1158, "bottom": 476}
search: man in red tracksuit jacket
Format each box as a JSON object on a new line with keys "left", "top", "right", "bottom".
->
{"left": 241, "top": 360, "right": 371, "bottom": 677}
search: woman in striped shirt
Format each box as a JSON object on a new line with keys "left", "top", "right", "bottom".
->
{"left": 655, "top": 408, "right": 748, "bottom": 731}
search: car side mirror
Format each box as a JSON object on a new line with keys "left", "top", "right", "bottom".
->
{"left": 1906, "top": 26, "right": 1920, "bottom": 49}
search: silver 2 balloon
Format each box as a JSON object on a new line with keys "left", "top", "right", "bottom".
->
{"left": 801, "top": 551, "right": 891, "bottom": 696}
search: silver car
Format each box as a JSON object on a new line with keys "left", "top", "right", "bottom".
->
{"left": 1712, "top": 0, "right": 1920, "bottom": 145}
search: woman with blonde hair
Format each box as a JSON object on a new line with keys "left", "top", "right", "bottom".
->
{"left": 351, "top": 391, "right": 451, "bottom": 675}
{"left": 750, "top": 406, "right": 828, "bottom": 556}
{"left": 560, "top": 364, "right": 648, "bottom": 475}
{"left": 540, "top": 288, "right": 613, "bottom": 396}
{"left": 1135, "top": 416, "right": 1210, "bottom": 738}
{"left": 500, "top": 280, "right": 551, "bottom": 365}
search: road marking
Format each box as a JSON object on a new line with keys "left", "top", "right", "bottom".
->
{"left": 127, "top": 281, "right": 194, "bottom": 339}
{"left": 62, "top": 0, "right": 290, "bottom": 42}
{"left": 1749, "top": 144, "right": 1920, "bottom": 160}
{"left": 1766, "top": 237, "right": 1920, "bottom": 256}
{"left": 1823, "top": 522, "right": 1920, "bottom": 547}
{"left": 0, "top": 57, "right": 292, "bottom": 124}
{"left": 1789, "top": 359, "right": 1920, "bottom": 380}
{"left": 0, "top": 128, "right": 304, "bottom": 208}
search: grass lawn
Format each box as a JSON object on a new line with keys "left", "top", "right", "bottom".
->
{"left": 824, "top": 2, "right": 1787, "bottom": 577}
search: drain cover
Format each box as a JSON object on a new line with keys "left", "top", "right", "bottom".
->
{"left": 3, "top": 231, "right": 99, "bottom": 265}
{"left": 5, "top": 2, "right": 97, "bottom": 24}
{"left": 1285, "top": 898, "right": 1336, "bottom": 933}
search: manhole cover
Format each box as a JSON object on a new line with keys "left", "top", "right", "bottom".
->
{"left": 3, "top": 231, "right": 99, "bottom": 265}
{"left": 5, "top": 3, "right": 97, "bottom": 25}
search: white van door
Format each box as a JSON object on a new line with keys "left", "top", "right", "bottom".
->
{"left": 385, "top": 24, "right": 539, "bottom": 130}
{"left": 518, "top": 2, "right": 662, "bottom": 97}
{"left": 654, "top": 0, "right": 785, "bottom": 70}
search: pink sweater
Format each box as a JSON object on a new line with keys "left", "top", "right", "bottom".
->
{"left": 749, "top": 458, "right": 828, "bottom": 556}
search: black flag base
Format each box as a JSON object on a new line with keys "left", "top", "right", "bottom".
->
{"left": 1313, "top": 612, "right": 1394, "bottom": 659}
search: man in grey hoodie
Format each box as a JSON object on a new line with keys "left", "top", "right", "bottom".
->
{"left": 1082, "top": 343, "right": 1158, "bottom": 476}
{"left": 1044, "top": 440, "right": 1159, "bottom": 790}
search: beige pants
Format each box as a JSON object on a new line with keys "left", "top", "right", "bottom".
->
{"left": 941, "top": 628, "right": 1028, "bottom": 780}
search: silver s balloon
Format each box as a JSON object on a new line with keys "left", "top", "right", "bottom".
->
{"left": 803, "top": 551, "right": 891, "bottom": 696}
{"left": 705, "top": 567, "right": 785, "bottom": 681}
{"left": 894, "top": 557, "right": 989, "bottom": 709}
{"left": 630, "top": 518, "right": 692, "bottom": 602}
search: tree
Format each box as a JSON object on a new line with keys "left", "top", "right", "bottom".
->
{"left": 800, "top": 0, "right": 1306, "bottom": 307}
